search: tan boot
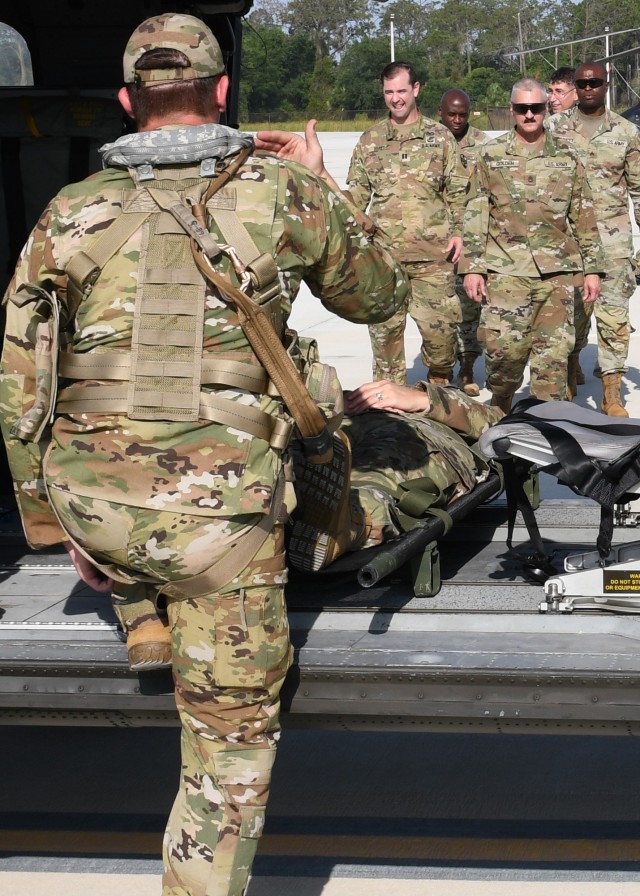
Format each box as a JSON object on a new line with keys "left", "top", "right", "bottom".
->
{"left": 127, "top": 618, "right": 172, "bottom": 672}
{"left": 490, "top": 394, "right": 513, "bottom": 414}
{"left": 601, "top": 373, "right": 628, "bottom": 417}
{"left": 427, "top": 367, "right": 452, "bottom": 386}
{"left": 457, "top": 354, "right": 480, "bottom": 396}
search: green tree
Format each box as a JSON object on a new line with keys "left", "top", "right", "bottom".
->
{"left": 284, "top": 0, "right": 374, "bottom": 60}
{"left": 307, "top": 56, "right": 336, "bottom": 117}
{"left": 376, "top": 0, "right": 431, "bottom": 46}
{"left": 462, "top": 66, "right": 512, "bottom": 107}
{"left": 332, "top": 37, "right": 390, "bottom": 115}
{"left": 240, "top": 22, "right": 315, "bottom": 117}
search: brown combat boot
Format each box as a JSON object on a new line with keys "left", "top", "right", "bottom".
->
{"left": 427, "top": 367, "right": 452, "bottom": 386}
{"left": 126, "top": 618, "right": 172, "bottom": 672}
{"left": 490, "top": 394, "right": 513, "bottom": 414}
{"left": 601, "top": 373, "right": 628, "bottom": 417}
{"left": 567, "top": 355, "right": 582, "bottom": 400}
{"left": 289, "top": 429, "right": 370, "bottom": 572}
{"left": 456, "top": 354, "right": 480, "bottom": 396}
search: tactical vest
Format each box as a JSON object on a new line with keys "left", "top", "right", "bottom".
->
{"left": 13, "top": 153, "right": 294, "bottom": 453}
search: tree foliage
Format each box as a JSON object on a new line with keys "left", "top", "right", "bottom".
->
{"left": 283, "top": 0, "right": 374, "bottom": 60}
{"left": 244, "top": 0, "right": 640, "bottom": 118}
{"left": 240, "top": 22, "right": 315, "bottom": 118}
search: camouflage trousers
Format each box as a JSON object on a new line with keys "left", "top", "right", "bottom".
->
{"left": 572, "top": 257, "right": 636, "bottom": 374}
{"left": 47, "top": 487, "right": 291, "bottom": 896}
{"left": 479, "top": 272, "right": 574, "bottom": 402}
{"left": 368, "top": 261, "right": 459, "bottom": 384}
{"left": 455, "top": 274, "right": 482, "bottom": 359}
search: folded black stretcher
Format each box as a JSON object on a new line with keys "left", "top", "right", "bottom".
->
{"left": 479, "top": 398, "right": 640, "bottom": 614}
{"left": 314, "top": 469, "right": 504, "bottom": 598}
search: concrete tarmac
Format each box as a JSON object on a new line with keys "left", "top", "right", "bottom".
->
{"left": 2, "top": 875, "right": 639, "bottom": 895}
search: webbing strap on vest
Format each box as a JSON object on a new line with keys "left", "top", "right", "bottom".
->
{"left": 55, "top": 382, "right": 292, "bottom": 451}
{"left": 140, "top": 173, "right": 334, "bottom": 463}
{"left": 190, "top": 248, "right": 333, "bottom": 463}
{"left": 157, "top": 473, "right": 286, "bottom": 600}
{"left": 497, "top": 398, "right": 640, "bottom": 563}
{"left": 59, "top": 352, "right": 269, "bottom": 392}
{"left": 65, "top": 211, "right": 151, "bottom": 317}
{"left": 62, "top": 148, "right": 330, "bottom": 457}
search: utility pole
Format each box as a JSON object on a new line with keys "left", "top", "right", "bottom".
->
{"left": 517, "top": 11, "right": 526, "bottom": 74}
{"left": 605, "top": 26, "right": 612, "bottom": 109}
{"left": 390, "top": 13, "right": 395, "bottom": 62}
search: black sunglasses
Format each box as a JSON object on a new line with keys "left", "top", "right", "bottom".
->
{"left": 512, "top": 102, "right": 547, "bottom": 115}
{"left": 575, "top": 78, "right": 605, "bottom": 89}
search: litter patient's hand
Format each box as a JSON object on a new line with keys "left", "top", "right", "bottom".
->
{"left": 345, "top": 381, "right": 431, "bottom": 415}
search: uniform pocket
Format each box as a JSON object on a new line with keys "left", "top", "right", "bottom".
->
{"left": 213, "top": 580, "right": 290, "bottom": 689}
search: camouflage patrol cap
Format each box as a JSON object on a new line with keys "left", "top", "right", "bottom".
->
{"left": 123, "top": 13, "right": 225, "bottom": 85}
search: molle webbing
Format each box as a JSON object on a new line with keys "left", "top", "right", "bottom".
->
{"left": 55, "top": 381, "right": 292, "bottom": 450}
{"left": 128, "top": 177, "right": 206, "bottom": 422}
{"left": 57, "top": 350, "right": 292, "bottom": 448}
{"left": 59, "top": 352, "right": 269, "bottom": 392}
{"left": 60, "top": 158, "right": 297, "bottom": 446}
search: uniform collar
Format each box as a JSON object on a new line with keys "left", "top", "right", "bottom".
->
{"left": 505, "top": 126, "right": 552, "bottom": 157}
{"left": 385, "top": 112, "right": 427, "bottom": 141}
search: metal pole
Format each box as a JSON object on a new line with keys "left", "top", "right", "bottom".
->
{"left": 517, "top": 11, "right": 526, "bottom": 74}
{"left": 605, "top": 26, "right": 611, "bottom": 109}
{"left": 390, "top": 14, "right": 395, "bottom": 62}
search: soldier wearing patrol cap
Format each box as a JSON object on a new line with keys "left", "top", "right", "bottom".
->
{"left": 0, "top": 12, "right": 407, "bottom": 896}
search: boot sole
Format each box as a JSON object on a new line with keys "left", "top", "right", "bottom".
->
{"left": 289, "top": 432, "right": 357, "bottom": 573}
{"left": 128, "top": 642, "right": 172, "bottom": 672}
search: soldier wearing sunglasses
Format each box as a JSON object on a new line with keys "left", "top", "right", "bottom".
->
{"left": 459, "top": 78, "right": 604, "bottom": 413}
{"left": 547, "top": 61, "right": 640, "bottom": 417}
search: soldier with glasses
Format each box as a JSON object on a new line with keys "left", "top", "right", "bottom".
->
{"left": 460, "top": 78, "right": 604, "bottom": 413}
{"left": 547, "top": 66, "right": 577, "bottom": 115}
{"left": 547, "top": 61, "right": 640, "bottom": 416}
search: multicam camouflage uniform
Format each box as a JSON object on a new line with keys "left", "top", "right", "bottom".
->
{"left": 0, "top": 120, "right": 407, "bottom": 896}
{"left": 455, "top": 126, "right": 490, "bottom": 361}
{"left": 343, "top": 383, "right": 502, "bottom": 545}
{"left": 458, "top": 128, "right": 604, "bottom": 404}
{"left": 546, "top": 107, "right": 640, "bottom": 374}
{"left": 347, "top": 114, "right": 468, "bottom": 383}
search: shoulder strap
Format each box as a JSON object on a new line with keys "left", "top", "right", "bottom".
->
{"left": 65, "top": 210, "right": 151, "bottom": 319}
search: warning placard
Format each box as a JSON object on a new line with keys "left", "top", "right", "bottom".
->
{"left": 603, "top": 570, "right": 640, "bottom": 594}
